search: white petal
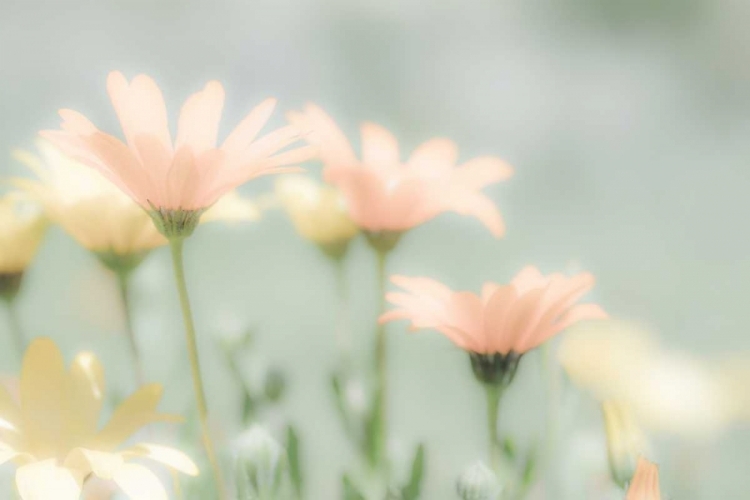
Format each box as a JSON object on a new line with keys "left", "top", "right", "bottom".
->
{"left": 113, "top": 463, "right": 168, "bottom": 500}
{"left": 16, "top": 460, "right": 82, "bottom": 500}
{"left": 126, "top": 443, "right": 200, "bottom": 476}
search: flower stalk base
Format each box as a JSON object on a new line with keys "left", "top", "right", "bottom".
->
{"left": 470, "top": 352, "right": 522, "bottom": 388}
{"left": 149, "top": 207, "right": 206, "bottom": 239}
{"left": 0, "top": 272, "right": 24, "bottom": 303}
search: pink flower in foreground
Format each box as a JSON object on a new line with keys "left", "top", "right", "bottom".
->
{"left": 41, "top": 71, "right": 314, "bottom": 227}
{"left": 288, "top": 104, "right": 513, "bottom": 237}
{"left": 626, "top": 458, "right": 661, "bottom": 500}
{"left": 380, "top": 266, "right": 607, "bottom": 385}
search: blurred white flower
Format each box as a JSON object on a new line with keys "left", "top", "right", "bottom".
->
{"left": 559, "top": 320, "right": 749, "bottom": 439}
{"left": 456, "top": 461, "right": 502, "bottom": 500}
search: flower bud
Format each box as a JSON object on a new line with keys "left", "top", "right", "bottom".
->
{"left": 263, "top": 369, "right": 286, "bottom": 402}
{"left": 235, "top": 426, "right": 287, "bottom": 499}
{"left": 456, "top": 461, "right": 502, "bottom": 500}
{"left": 602, "top": 400, "right": 651, "bottom": 488}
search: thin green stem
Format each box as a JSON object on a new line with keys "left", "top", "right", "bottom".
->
{"left": 485, "top": 384, "right": 502, "bottom": 470}
{"left": 372, "top": 249, "right": 389, "bottom": 471}
{"left": 115, "top": 270, "right": 145, "bottom": 387}
{"left": 539, "top": 344, "right": 559, "bottom": 490}
{"left": 6, "top": 299, "right": 25, "bottom": 361}
{"left": 169, "top": 238, "right": 227, "bottom": 500}
{"left": 334, "top": 258, "right": 350, "bottom": 359}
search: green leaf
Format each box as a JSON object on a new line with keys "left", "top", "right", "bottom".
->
{"left": 502, "top": 437, "right": 517, "bottom": 461}
{"left": 342, "top": 474, "right": 367, "bottom": 500}
{"left": 286, "top": 425, "right": 304, "bottom": 499}
{"left": 401, "top": 443, "right": 426, "bottom": 500}
{"left": 331, "top": 373, "right": 364, "bottom": 452}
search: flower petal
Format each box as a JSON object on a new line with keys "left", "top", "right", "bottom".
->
{"left": 94, "top": 384, "right": 180, "bottom": 451}
{"left": 222, "top": 97, "right": 277, "bottom": 155}
{"left": 360, "top": 122, "right": 400, "bottom": 169}
{"left": 124, "top": 443, "right": 199, "bottom": 476}
{"left": 288, "top": 104, "right": 357, "bottom": 170}
{"left": 454, "top": 157, "right": 514, "bottom": 190}
{"left": 16, "top": 459, "right": 83, "bottom": 500}
{"left": 626, "top": 458, "right": 661, "bottom": 500}
{"left": 113, "top": 463, "right": 168, "bottom": 500}
{"left": 64, "top": 352, "right": 105, "bottom": 450}
{"left": 20, "top": 338, "right": 67, "bottom": 459}
{"left": 176, "top": 80, "right": 225, "bottom": 155}
{"left": 107, "top": 71, "right": 172, "bottom": 154}
{"left": 64, "top": 448, "right": 124, "bottom": 480}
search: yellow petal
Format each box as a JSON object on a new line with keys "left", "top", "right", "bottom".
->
{"left": 15, "top": 459, "right": 83, "bottom": 500}
{"left": 113, "top": 463, "right": 168, "bottom": 500}
{"left": 64, "top": 448, "right": 124, "bottom": 480}
{"left": 94, "top": 384, "right": 180, "bottom": 451}
{"left": 125, "top": 443, "right": 199, "bottom": 476}
{"left": 0, "top": 379, "right": 22, "bottom": 449}
{"left": 20, "top": 338, "right": 67, "bottom": 459}
{"left": 64, "top": 352, "right": 105, "bottom": 449}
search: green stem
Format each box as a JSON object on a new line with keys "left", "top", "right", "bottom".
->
{"left": 485, "top": 384, "right": 502, "bottom": 470}
{"left": 372, "top": 249, "right": 389, "bottom": 471}
{"left": 540, "top": 344, "right": 559, "bottom": 490}
{"left": 115, "top": 270, "right": 145, "bottom": 387}
{"left": 6, "top": 299, "right": 25, "bottom": 361}
{"left": 169, "top": 238, "right": 227, "bottom": 500}
{"left": 334, "top": 258, "right": 350, "bottom": 359}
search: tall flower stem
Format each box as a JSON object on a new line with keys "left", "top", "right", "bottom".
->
{"left": 169, "top": 238, "right": 227, "bottom": 500}
{"left": 485, "top": 384, "right": 503, "bottom": 470}
{"left": 371, "top": 248, "right": 389, "bottom": 471}
{"left": 539, "top": 344, "right": 560, "bottom": 490}
{"left": 115, "top": 269, "right": 145, "bottom": 387}
{"left": 333, "top": 257, "right": 351, "bottom": 359}
{"left": 6, "top": 300, "right": 25, "bottom": 359}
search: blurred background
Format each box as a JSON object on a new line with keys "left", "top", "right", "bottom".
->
{"left": 2, "top": 0, "right": 750, "bottom": 498}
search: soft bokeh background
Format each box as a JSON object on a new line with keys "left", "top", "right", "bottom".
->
{"left": 2, "top": 0, "right": 750, "bottom": 498}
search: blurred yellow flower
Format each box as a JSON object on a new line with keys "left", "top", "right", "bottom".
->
{"left": 601, "top": 400, "right": 651, "bottom": 488}
{"left": 12, "top": 141, "right": 166, "bottom": 261}
{"left": 0, "top": 338, "right": 198, "bottom": 500}
{"left": 275, "top": 175, "right": 359, "bottom": 258}
{"left": 0, "top": 192, "right": 46, "bottom": 298}
{"left": 559, "top": 320, "right": 747, "bottom": 439}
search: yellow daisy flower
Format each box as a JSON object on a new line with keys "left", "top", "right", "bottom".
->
{"left": 0, "top": 338, "right": 198, "bottom": 500}
{"left": 0, "top": 192, "right": 46, "bottom": 299}
{"left": 275, "top": 175, "right": 358, "bottom": 259}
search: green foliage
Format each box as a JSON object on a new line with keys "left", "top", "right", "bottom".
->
{"left": 400, "top": 443, "right": 426, "bottom": 500}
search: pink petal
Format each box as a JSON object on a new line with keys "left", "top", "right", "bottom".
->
{"left": 288, "top": 104, "right": 358, "bottom": 170}
{"left": 446, "top": 190, "right": 506, "bottom": 237}
{"left": 481, "top": 283, "right": 501, "bottom": 304}
{"left": 510, "top": 266, "right": 547, "bottom": 293}
{"left": 493, "top": 287, "right": 546, "bottom": 354}
{"left": 360, "top": 122, "right": 400, "bottom": 169}
{"left": 526, "top": 303, "right": 608, "bottom": 351}
{"left": 406, "top": 138, "right": 458, "bottom": 177}
{"left": 454, "top": 157, "right": 513, "bottom": 190}
{"left": 58, "top": 109, "right": 98, "bottom": 135}
{"left": 175, "top": 80, "right": 225, "bottom": 155}
{"left": 327, "top": 167, "right": 387, "bottom": 230}
{"left": 106, "top": 71, "right": 172, "bottom": 154}
{"left": 379, "top": 177, "right": 444, "bottom": 230}
{"left": 264, "top": 145, "right": 317, "bottom": 168}
{"left": 165, "top": 147, "right": 199, "bottom": 209}
{"left": 222, "top": 98, "right": 277, "bottom": 155}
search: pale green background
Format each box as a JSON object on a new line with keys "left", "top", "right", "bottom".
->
{"left": 1, "top": 0, "right": 750, "bottom": 498}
